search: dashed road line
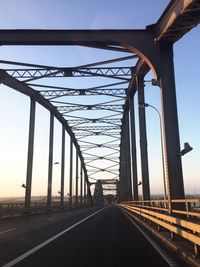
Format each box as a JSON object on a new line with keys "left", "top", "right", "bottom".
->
{"left": 0, "top": 228, "right": 16, "bottom": 234}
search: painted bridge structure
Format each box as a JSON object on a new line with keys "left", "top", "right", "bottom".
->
{"left": 0, "top": 1, "right": 200, "bottom": 266}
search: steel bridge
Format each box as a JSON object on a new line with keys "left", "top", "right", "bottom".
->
{"left": 0, "top": 1, "right": 200, "bottom": 266}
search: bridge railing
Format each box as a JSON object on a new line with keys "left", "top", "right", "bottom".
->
{"left": 118, "top": 199, "right": 200, "bottom": 259}
{"left": 0, "top": 200, "right": 89, "bottom": 219}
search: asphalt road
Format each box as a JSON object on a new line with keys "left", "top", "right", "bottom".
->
{"left": 0, "top": 205, "right": 183, "bottom": 267}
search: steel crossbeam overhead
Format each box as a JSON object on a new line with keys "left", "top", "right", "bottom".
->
{"left": 83, "top": 151, "right": 119, "bottom": 158}
{"left": 85, "top": 158, "right": 119, "bottom": 165}
{"left": 80, "top": 144, "right": 120, "bottom": 149}
{"left": 68, "top": 118, "right": 122, "bottom": 126}
{"left": 58, "top": 104, "right": 124, "bottom": 113}
{"left": 87, "top": 169, "right": 118, "bottom": 176}
{"left": 75, "top": 131, "right": 121, "bottom": 137}
{"left": 84, "top": 156, "right": 119, "bottom": 161}
{"left": 80, "top": 144, "right": 120, "bottom": 153}
{"left": 39, "top": 80, "right": 128, "bottom": 90}
{"left": 38, "top": 88, "right": 126, "bottom": 99}
{"left": 72, "top": 125, "right": 121, "bottom": 131}
{"left": 101, "top": 179, "right": 118, "bottom": 184}
{"left": 88, "top": 169, "right": 119, "bottom": 173}
{"left": 3, "top": 66, "right": 132, "bottom": 81}
{"left": 0, "top": 55, "right": 137, "bottom": 68}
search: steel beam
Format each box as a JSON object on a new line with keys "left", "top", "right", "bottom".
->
{"left": 69, "top": 138, "right": 73, "bottom": 206}
{"left": 156, "top": 0, "right": 200, "bottom": 42}
{"left": 58, "top": 104, "right": 124, "bottom": 113}
{"left": 129, "top": 95, "right": 138, "bottom": 201}
{"left": 84, "top": 170, "right": 86, "bottom": 205}
{"left": 159, "top": 43, "right": 185, "bottom": 210}
{"left": 60, "top": 124, "right": 65, "bottom": 207}
{"left": 137, "top": 76, "right": 150, "bottom": 201}
{"left": 80, "top": 164, "right": 83, "bottom": 206}
{"left": 120, "top": 123, "right": 126, "bottom": 202}
{"left": 0, "top": 30, "right": 160, "bottom": 76}
{"left": 24, "top": 97, "right": 36, "bottom": 209}
{"left": 47, "top": 113, "right": 54, "bottom": 208}
{"left": 125, "top": 111, "right": 132, "bottom": 201}
{"left": 75, "top": 149, "right": 79, "bottom": 205}
{"left": 0, "top": 29, "right": 152, "bottom": 47}
{"left": 5, "top": 66, "right": 132, "bottom": 80}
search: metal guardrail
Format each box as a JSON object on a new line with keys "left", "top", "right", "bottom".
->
{"left": 118, "top": 199, "right": 200, "bottom": 259}
{"left": 0, "top": 201, "right": 89, "bottom": 218}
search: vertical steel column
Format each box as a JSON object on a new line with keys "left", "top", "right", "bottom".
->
{"left": 86, "top": 174, "right": 92, "bottom": 206}
{"left": 119, "top": 147, "right": 123, "bottom": 202}
{"left": 60, "top": 125, "right": 65, "bottom": 208}
{"left": 159, "top": 43, "right": 185, "bottom": 210}
{"left": 122, "top": 122, "right": 127, "bottom": 201}
{"left": 75, "top": 150, "right": 79, "bottom": 205}
{"left": 129, "top": 95, "right": 138, "bottom": 201}
{"left": 137, "top": 75, "right": 150, "bottom": 201}
{"left": 25, "top": 97, "right": 36, "bottom": 209}
{"left": 80, "top": 164, "right": 83, "bottom": 206}
{"left": 47, "top": 113, "right": 54, "bottom": 208}
{"left": 69, "top": 138, "right": 73, "bottom": 207}
{"left": 84, "top": 170, "right": 86, "bottom": 205}
{"left": 125, "top": 110, "right": 132, "bottom": 201}
{"left": 120, "top": 123, "right": 125, "bottom": 201}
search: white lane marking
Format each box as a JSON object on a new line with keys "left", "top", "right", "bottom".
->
{"left": 0, "top": 228, "right": 16, "bottom": 234}
{"left": 120, "top": 208, "right": 179, "bottom": 267}
{"left": 2, "top": 207, "right": 106, "bottom": 267}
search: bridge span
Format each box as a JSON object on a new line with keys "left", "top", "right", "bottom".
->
{"left": 0, "top": 0, "right": 200, "bottom": 266}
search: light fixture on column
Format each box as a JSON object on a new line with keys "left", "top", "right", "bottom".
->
{"left": 179, "top": 142, "right": 193, "bottom": 156}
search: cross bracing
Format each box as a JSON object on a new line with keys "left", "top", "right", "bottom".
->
{"left": 3, "top": 67, "right": 132, "bottom": 80}
{"left": 1, "top": 0, "right": 199, "bottom": 206}
{"left": 0, "top": 53, "right": 134, "bottom": 187}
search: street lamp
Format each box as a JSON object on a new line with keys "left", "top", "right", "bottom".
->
{"left": 21, "top": 183, "right": 26, "bottom": 189}
{"left": 139, "top": 102, "right": 167, "bottom": 203}
{"left": 179, "top": 142, "right": 193, "bottom": 156}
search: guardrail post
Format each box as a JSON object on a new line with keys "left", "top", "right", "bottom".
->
{"left": 194, "top": 243, "right": 200, "bottom": 258}
{"left": 137, "top": 75, "right": 150, "bottom": 201}
{"left": 129, "top": 94, "right": 138, "bottom": 201}
{"left": 25, "top": 97, "right": 36, "bottom": 211}
{"left": 159, "top": 43, "right": 185, "bottom": 211}
{"left": 47, "top": 112, "right": 54, "bottom": 210}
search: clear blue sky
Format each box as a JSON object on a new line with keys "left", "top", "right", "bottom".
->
{"left": 0, "top": 0, "right": 199, "bottom": 198}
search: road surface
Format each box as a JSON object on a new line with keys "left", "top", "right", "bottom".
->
{"left": 0, "top": 205, "right": 185, "bottom": 266}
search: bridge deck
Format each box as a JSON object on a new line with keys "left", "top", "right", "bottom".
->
{"left": 0, "top": 206, "right": 185, "bottom": 267}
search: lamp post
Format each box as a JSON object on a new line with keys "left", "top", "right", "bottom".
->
{"left": 139, "top": 103, "right": 167, "bottom": 203}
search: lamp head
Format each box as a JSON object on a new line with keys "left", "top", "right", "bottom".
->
{"left": 179, "top": 142, "right": 193, "bottom": 156}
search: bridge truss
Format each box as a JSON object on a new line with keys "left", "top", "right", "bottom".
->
{"left": 0, "top": 0, "right": 199, "bottom": 212}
